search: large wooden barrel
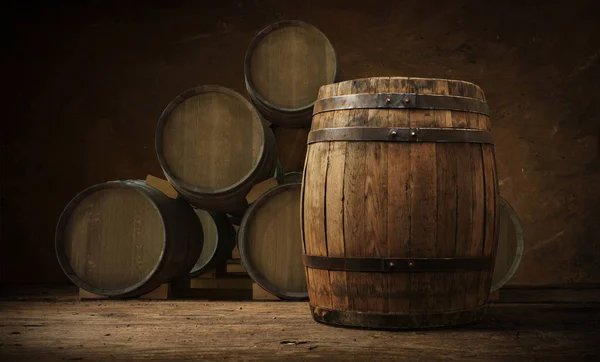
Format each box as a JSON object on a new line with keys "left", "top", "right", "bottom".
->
{"left": 244, "top": 20, "right": 339, "bottom": 128}
{"left": 155, "top": 85, "right": 278, "bottom": 215}
{"left": 55, "top": 180, "right": 203, "bottom": 298}
{"left": 189, "top": 209, "right": 236, "bottom": 276}
{"left": 302, "top": 77, "right": 498, "bottom": 329}
{"left": 490, "top": 197, "right": 524, "bottom": 291}
{"left": 238, "top": 183, "right": 307, "bottom": 299}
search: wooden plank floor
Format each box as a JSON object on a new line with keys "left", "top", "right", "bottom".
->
{"left": 1, "top": 286, "right": 599, "bottom": 361}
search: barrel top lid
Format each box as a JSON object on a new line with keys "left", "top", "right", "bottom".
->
{"left": 238, "top": 183, "right": 307, "bottom": 299}
{"left": 318, "top": 77, "right": 486, "bottom": 102}
{"left": 56, "top": 181, "right": 166, "bottom": 295}
{"left": 245, "top": 20, "right": 338, "bottom": 111}
{"left": 156, "top": 85, "right": 266, "bottom": 193}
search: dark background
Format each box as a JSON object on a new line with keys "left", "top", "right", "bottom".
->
{"left": 2, "top": 0, "right": 599, "bottom": 285}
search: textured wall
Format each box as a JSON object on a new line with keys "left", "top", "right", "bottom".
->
{"left": 2, "top": 0, "right": 599, "bottom": 284}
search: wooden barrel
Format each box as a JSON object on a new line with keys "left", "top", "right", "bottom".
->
{"left": 189, "top": 209, "right": 236, "bottom": 276}
{"left": 244, "top": 20, "right": 339, "bottom": 128}
{"left": 155, "top": 85, "right": 278, "bottom": 216}
{"left": 302, "top": 77, "right": 498, "bottom": 329}
{"left": 238, "top": 183, "right": 307, "bottom": 299}
{"left": 490, "top": 197, "right": 524, "bottom": 291}
{"left": 55, "top": 180, "right": 203, "bottom": 298}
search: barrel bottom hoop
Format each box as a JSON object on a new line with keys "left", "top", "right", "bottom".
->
{"left": 310, "top": 305, "right": 487, "bottom": 330}
{"left": 307, "top": 127, "right": 493, "bottom": 144}
{"left": 302, "top": 254, "right": 493, "bottom": 272}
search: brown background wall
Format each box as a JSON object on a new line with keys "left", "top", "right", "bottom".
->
{"left": 2, "top": 0, "right": 599, "bottom": 285}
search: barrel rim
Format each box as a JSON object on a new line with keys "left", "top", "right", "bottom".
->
{"left": 238, "top": 182, "right": 308, "bottom": 300}
{"left": 189, "top": 209, "right": 236, "bottom": 276}
{"left": 155, "top": 85, "right": 268, "bottom": 195}
{"left": 490, "top": 196, "right": 524, "bottom": 292}
{"left": 244, "top": 19, "right": 339, "bottom": 113}
{"left": 317, "top": 76, "right": 486, "bottom": 100}
{"left": 55, "top": 180, "right": 168, "bottom": 297}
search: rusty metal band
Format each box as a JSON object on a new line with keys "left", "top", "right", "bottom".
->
{"left": 310, "top": 305, "right": 487, "bottom": 330}
{"left": 302, "top": 254, "right": 493, "bottom": 272}
{"left": 307, "top": 127, "right": 493, "bottom": 144}
{"left": 313, "top": 93, "right": 489, "bottom": 115}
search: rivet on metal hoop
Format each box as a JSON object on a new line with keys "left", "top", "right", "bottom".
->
{"left": 410, "top": 131, "right": 416, "bottom": 136}
{"left": 385, "top": 97, "right": 392, "bottom": 104}
{"left": 404, "top": 97, "right": 410, "bottom": 104}
{"left": 389, "top": 261, "right": 395, "bottom": 268}
{"left": 391, "top": 130, "right": 397, "bottom": 136}
{"left": 408, "top": 261, "right": 414, "bottom": 268}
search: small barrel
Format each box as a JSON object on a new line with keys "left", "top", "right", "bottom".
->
{"left": 155, "top": 85, "right": 278, "bottom": 216}
{"left": 190, "top": 209, "right": 236, "bottom": 276}
{"left": 244, "top": 20, "right": 339, "bottom": 128}
{"left": 55, "top": 180, "right": 203, "bottom": 298}
{"left": 238, "top": 183, "right": 307, "bottom": 300}
{"left": 302, "top": 77, "right": 497, "bottom": 329}
{"left": 490, "top": 197, "right": 524, "bottom": 291}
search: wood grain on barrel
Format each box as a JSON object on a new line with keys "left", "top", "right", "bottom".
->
{"left": 468, "top": 144, "right": 486, "bottom": 308}
{"left": 407, "top": 78, "right": 437, "bottom": 313}
{"left": 435, "top": 143, "right": 459, "bottom": 312}
{"left": 324, "top": 81, "right": 348, "bottom": 311}
{"left": 64, "top": 188, "right": 165, "bottom": 290}
{"left": 480, "top": 145, "right": 498, "bottom": 303}
{"left": 162, "top": 89, "right": 263, "bottom": 190}
{"left": 304, "top": 142, "right": 331, "bottom": 308}
{"left": 363, "top": 78, "right": 390, "bottom": 313}
{"left": 57, "top": 181, "right": 203, "bottom": 298}
{"left": 386, "top": 77, "right": 412, "bottom": 314}
{"left": 303, "top": 77, "right": 498, "bottom": 326}
{"left": 243, "top": 185, "right": 306, "bottom": 295}
{"left": 248, "top": 23, "right": 337, "bottom": 109}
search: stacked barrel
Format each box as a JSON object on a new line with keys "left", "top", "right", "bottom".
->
{"left": 237, "top": 20, "right": 338, "bottom": 299}
{"left": 55, "top": 20, "right": 337, "bottom": 300}
{"left": 54, "top": 18, "right": 521, "bottom": 331}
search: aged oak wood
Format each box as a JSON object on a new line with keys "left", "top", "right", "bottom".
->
{"left": 245, "top": 20, "right": 339, "bottom": 127}
{"left": 239, "top": 183, "right": 307, "bottom": 300}
{"left": 189, "top": 209, "right": 236, "bottom": 276}
{"left": 55, "top": 180, "right": 203, "bottom": 298}
{"left": 490, "top": 197, "right": 524, "bottom": 291}
{"left": 302, "top": 77, "right": 498, "bottom": 329}
{"left": 1, "top": 288, "right": 599, "bottom": 362}
{"left": 155, "top": 85, "right": 278, "bottom": 215}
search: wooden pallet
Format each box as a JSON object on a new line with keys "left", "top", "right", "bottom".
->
{"left": 252, "top": 283, "right": 280, "bottom": 301}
